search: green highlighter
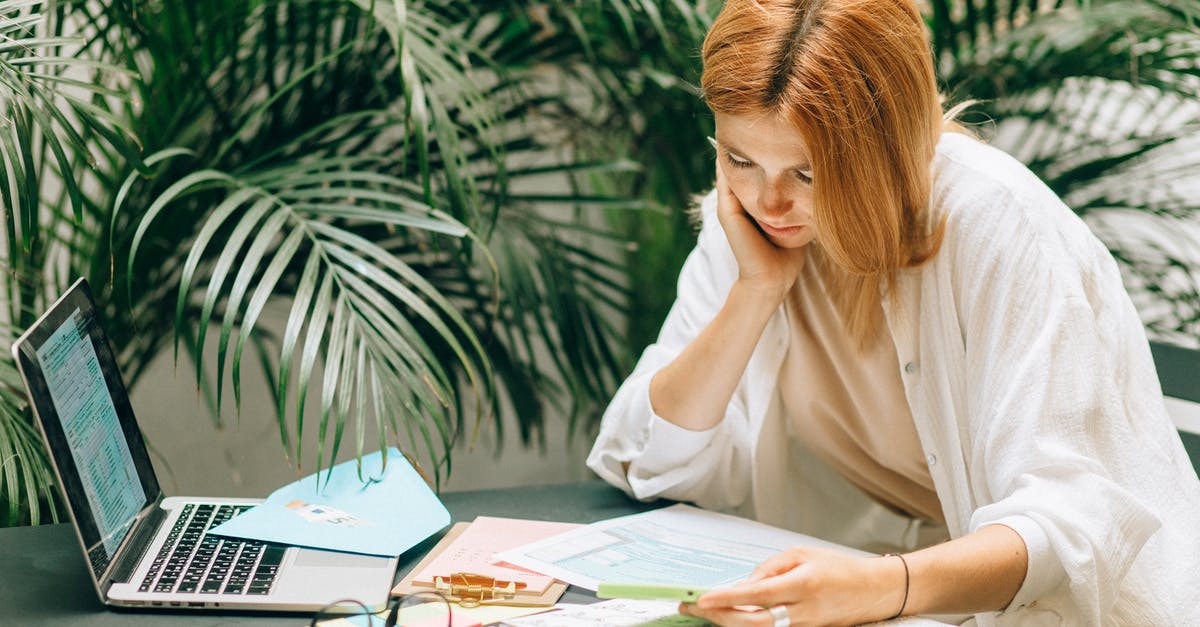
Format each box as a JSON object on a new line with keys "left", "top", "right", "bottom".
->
{"left": 596, "top": 582, "right": 710, "bottom": 603}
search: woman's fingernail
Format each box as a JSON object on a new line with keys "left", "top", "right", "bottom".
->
{"left": 707, "top": 136, "right": 718, "bottom": 149}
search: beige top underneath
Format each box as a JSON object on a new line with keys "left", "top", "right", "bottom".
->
{"left": 778, "top": 255, "right": 944, "bottom": 524}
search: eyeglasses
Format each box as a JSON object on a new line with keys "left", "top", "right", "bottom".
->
{"left": 309, "top": 591, "right": 452, "bottom": 627}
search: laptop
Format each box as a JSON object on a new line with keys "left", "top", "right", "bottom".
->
{"left": 11, "top": 277, "right": 398, "bottom": 612}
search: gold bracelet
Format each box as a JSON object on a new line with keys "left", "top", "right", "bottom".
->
{"left": 883, "top": 553, "right": 909, "bottom": 620}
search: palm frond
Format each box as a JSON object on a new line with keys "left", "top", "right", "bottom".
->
{"left": 939, "top": 2, "right": 1200, "bottom": 101}
{"left": 94, "top": 0, "right": 668, "bottom": 475}
{"left": 120, "top": 149, "right": 495, "bottom": 480}
{"left": 0, "top": 0, "right": 140, "bottom": 240}
{"left": 0, "top": 330, "right": 60, "bottom": 526}
{"left": 0, "top": 0, "right": 143, "bottom": 527}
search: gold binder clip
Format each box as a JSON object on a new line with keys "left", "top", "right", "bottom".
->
{"left": 430, "top": 572, "right": 526, "bottom": 608}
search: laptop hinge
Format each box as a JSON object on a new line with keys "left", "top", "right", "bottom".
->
{"left": 107, "top": 500, "right": 168, "bottom": 585}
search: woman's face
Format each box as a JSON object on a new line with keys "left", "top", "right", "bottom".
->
{"left": 713, "top": 111, "right": 816, "bottom": 248}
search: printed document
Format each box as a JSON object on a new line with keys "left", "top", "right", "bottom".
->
{"left": 495, "top": 504, "right": 867, "bottom": 590}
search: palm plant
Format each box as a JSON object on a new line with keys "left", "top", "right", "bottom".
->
{"left": 0, "top": 0, "right": 709, "bottom": 526}
{"left": 2, "top": 0, "right": 147, "bottom": 525}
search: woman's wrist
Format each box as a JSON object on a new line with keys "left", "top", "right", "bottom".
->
{"left": 867, "top": 525, "right": 1028, "bottom": 618}
{"left": 882, "top": 553, "right": 911, "bottom": 619}
{"left": 730, "top": 277, "right": 790, "bottom": 313}
{"left": 857, "top": 553, "right": 910, "bottom": 624}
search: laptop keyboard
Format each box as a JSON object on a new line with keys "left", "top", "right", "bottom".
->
{"left": 138, "top": 504, "right": 284, "bottom": 596}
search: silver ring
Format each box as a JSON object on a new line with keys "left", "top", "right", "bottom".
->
{"left": 768, "top": 604, "right": 790, "bottom": 627}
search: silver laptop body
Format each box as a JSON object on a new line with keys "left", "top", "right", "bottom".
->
{"left": 11, "top": 277, "right": 397, "bottom": 612}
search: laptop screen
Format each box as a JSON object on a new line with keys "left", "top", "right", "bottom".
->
{"left": 13, "top": 279, "right": 160, "bottom": 580}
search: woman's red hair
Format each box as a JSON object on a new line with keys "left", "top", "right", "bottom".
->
{"left": 702, "top": 0, "right": 948, "bottom": 343}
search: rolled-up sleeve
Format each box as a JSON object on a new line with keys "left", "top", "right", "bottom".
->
{"left": 950, "top": 184, "right": 1163, "bottom": 623}
{"left": 586, "top": 191, "right": 759, "bottom": 510}
{"left": 980, "top": 514, "right": 1061, "bottom": 612}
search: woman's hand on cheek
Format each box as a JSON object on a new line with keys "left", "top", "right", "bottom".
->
{"left": 715, "top": 159, "right": 807, "bottom": 305}
{"left": 678, "top": 546, "right": 906, "bottom": 627}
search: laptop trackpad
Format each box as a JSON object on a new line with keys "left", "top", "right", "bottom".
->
{"left": 294, "top": 549, "right": 390, "bottom": 569}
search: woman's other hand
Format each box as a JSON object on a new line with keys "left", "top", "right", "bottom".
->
{"left": 715, "top": 158, "right": 807, "bottom": 304}
{"left": 679, "top": 546, "right": 906, "bottom": 627}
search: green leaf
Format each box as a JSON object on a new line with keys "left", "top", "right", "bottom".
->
{"left": 173, "top": 186, "right": 262, "bottom": 365}
{"left": 296, "top": 271, "right": 335, "bottom": 473}
{"left": 194, "top": 196, "right": 277, "bottom": 418}
{"left": 215, "top": 208, "right": 290, "bottom": 420}
{"left": 275, "top": 250, "right": 322, "bottom": 461}
{"left": 232, "top": 227, "right": 305, "bottom": 410}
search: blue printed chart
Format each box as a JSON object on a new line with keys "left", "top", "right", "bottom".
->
{"left": 496, "top": 504, "right": 867, "bottom": 590}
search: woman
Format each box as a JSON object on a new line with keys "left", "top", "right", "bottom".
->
{"left": 586, "top": 0, "right": 1200, "bottom": 625}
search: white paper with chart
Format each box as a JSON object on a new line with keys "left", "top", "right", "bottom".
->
{"left": 494, "top": 504, "right": 868, "bottom": 591}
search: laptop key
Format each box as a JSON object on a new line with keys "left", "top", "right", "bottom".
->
{"left": 259, "top": 545, "right": 286, "bottom": 566}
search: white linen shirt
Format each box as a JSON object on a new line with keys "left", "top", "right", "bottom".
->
{"left": 587, "top": 132, "right": 1200, "bottom": 625}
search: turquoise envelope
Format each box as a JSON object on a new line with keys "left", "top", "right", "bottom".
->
{"left": 210, "top": 447, "right": 449, "bottom": 557}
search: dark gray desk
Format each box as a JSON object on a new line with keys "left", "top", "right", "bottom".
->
{"left": 0, "top": 481, "right": 662, "bottom": 626}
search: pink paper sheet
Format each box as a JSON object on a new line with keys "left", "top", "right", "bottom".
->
{"left": 412, "top": 516, "right": 581, "bottom": 594}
